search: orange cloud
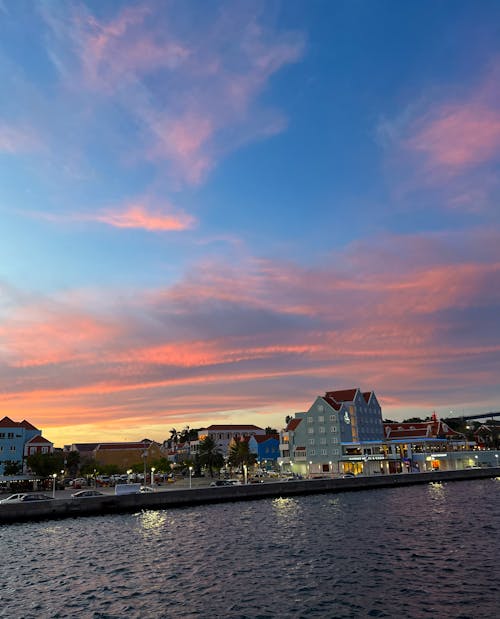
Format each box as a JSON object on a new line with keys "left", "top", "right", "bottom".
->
{"left": 95, "top": 203, "right": 195, "bottom": 232}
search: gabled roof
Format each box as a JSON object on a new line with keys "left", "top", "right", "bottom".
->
{"left": 384, "top": 420, "right": 463, "bottom": 440}
{"left": 325, "top": 388, "right": 358, "bottom": 403}
{"left": 286, "top": 418, "right": 302, "bottom": 432}
{"left": 253, "top": 434, "right": 279, "bottom": 443}
{"left": 25, "top": 435, "right": 52, "bottom": 445}
{"left": 20, "top": 420, "right": 39, "bottom": 431}
{"left": 362, "top": 392, "right": 373, "bottom": 404}
{"left": 0, "top": 416, "right": 40, "bottom": 431}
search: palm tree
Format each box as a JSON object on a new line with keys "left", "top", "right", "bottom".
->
{"left": 228, "top": 437, "right": 257, "bottom": 471}
{"left": 198, "top": 436, "right": 224, "bottom": 478}
{"left": 169, "top": 428, "right": 178, "bottom": 449}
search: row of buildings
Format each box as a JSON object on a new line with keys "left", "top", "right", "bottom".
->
{"left": 1, "top": 387, "right": 498, "bottom": 476}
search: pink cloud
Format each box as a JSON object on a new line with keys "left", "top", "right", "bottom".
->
{"left": 42, "top": 4, "right": 305, "bottom": 185}
{"left": 2, "top": 229, "right": 499, "bottom": 444}
{"left": 408, "top": 103, "right": 500, "bottom": 171}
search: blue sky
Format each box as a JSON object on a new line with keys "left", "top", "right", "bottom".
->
{"left": 1, "top": 0, "right": 499, "bottom": 445}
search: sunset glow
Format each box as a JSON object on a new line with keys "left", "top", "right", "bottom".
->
{"left": 1, "top": 1, "right": 499, "bottom": 446}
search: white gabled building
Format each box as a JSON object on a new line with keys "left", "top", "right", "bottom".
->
{"left": 197, "top": 424, "right": 266, "bottom": 457}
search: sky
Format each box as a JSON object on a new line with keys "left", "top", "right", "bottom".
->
{"left": 1, "top": 0, "right": 500, "bottom": 447}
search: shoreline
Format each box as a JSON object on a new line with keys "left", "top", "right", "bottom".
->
{"left": 1, "top": 467, "right": 498, "bottom": 525}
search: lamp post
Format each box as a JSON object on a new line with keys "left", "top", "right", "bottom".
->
{"left": 188, "top": 466, "right": 193, "bottom": 489}
{"left": 151, "top": 466, "right": 156, "bottom": 488}
{"left": 127, "top": 469, "right": 132, "bottom": 484}
{"left": 278, "top": 459, "right": 283, "bottom": 478}
{"left": 309, "top": 460, "right": 312, "bottom": 478}
{"left": 243, "top": 463, "right": 248, "bottom": 485}
{"left": 52, "top": 473, "right": 57, "bottom": 498}
{"left": 329, "top": 461, "right": 333, "bottom": 479}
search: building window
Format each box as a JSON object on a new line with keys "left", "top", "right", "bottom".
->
{"left": 42, "top": 447, "right": 48, "bottom": 454}
{"left": 319, "top": 426, "right": 325, "bottom": 434}
{"left": 309, "top": 449, "right": 316, "bottom": 456}
{"left": 321, "top": 449, "right": 328, "bottom": 456}
{"left": 307, "top": 416, "right": 313, "bottom": 423}
{"left": 0, "top": 433, "right": 4, "bottom": 438}
{"left": 331, "top": 437, "right": 339, "bottom": 444}
{"left": 332, "top": 448, "right": 339, "bottom": 455}
{"left": 308, "top": 427, "right": 314, "bottom": 434}
{"left": 318, "top": 415, "right": 324, "bottom": 423}
{"left": 320, "top": 438, "right": 327, "bottom": 445}
{"left": 10, "top": 446, "right": 16, "bottom": 451}
{"left": 308, "top": 439, "right": 315, "bottom": 445}
{"left": 330, "top": 426, "right": 337, "bottom": 433}
{"left": 330, "top": 415, "right": 336, "bottom": 422}
{"left": 7, "top": 433, "right": 14, "bottom": 439}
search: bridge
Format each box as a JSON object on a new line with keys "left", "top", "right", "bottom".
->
{"left": 448, "top": 411, "right": 500, "bottom": 422}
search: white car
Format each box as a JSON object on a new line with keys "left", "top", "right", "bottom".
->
{"left": 0, "top": 493, "right": 54, "bottom": 504}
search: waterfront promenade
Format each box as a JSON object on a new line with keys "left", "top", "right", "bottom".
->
{"left": 1, "top": 467, "right": 498, "bottom": 524}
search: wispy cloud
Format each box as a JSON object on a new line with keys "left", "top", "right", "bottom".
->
{"left": 40, "top": 2, "right": 305, "bottom": 185}
{"left": 35, "top": 200, "right": 196, "bottom": 233}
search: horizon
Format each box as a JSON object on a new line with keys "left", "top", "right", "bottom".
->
{"left": 1, "top": 1, "right": 500, "bottom": 448}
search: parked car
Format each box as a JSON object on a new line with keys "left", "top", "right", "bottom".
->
{"left": 71, "top": 490, "right": 105, "bottom": 498}
{"left": 0, "top": 493, "right": 54, "bottom": 504}
{"left": 140, "top": 486, "right": 154, "bottom": 493}
{"left": 341, "top": 472, "right": 356, "bottom": 478}
{"left": 209, "top": 480, "right": 233, "bottom": 487}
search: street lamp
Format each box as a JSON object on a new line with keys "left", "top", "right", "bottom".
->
{"left": 309, "top": 460, "right": 312, "bottom": 478}
{"left": 188, "top": 466, "right": 193, "bottom": 489}
{"left": 127, "top": 469, "right": 132, "bottom": 484}
{"left": 52, "top": 473, "right": 57, "bottom": 498}
{"left": 329, "top": 461, "right": 333, "bottom": 478}
{"left": 243, "top": 463, "right": 248, "bottom": 484}
{"left": 151, "top": 466, "right": 156, "bottom": 487}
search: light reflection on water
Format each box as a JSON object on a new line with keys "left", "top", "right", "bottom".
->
{"left": 0, "top": 479, "right": 498, "bottom": 618}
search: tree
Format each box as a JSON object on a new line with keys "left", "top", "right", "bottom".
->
{"left": 65, "top": 450, "right": 80, "bottom": 476}
{"left": 198, "top": 436, "right": 224, "bottom": 477}
{"left": 3, "top": 460, "right": 22, "bottom": 475}
{"left": 26, "top": 452, "right": 65, "bottom": 477}
{"left": 265, "top": 426, "right": 278, "bottom": 436}
{"left": 168, "top": 428, "right": 178, "bottom": 449}
{"left": 228, "top": 438, "right": 257, "bottom": 471}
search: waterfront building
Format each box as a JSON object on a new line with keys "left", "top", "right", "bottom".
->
{"left": 279, "top": 388, "right": 392, "bottom": 477}
{"left": 0, "top": 416, "right": 53, "bottom": 474}
{"left": 383, "top": 414, "right": 498, "bottom": 471}
{"left": 197, "top": 425, "right": 265, "bottom": 457}
{"left": 67, "top": 439, "right": 162, "bottom": 471}
{"left": 248, "top": 434, "right": 280, "bottom": 464}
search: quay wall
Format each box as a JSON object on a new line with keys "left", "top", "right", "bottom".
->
{"left": 1, "top": 467, "right": 498, "bottom": 525}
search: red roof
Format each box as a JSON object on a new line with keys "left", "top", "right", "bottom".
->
{"left": 0, "top": 416, "right": 40, "bottom": 431}
{"left": 26, "top": 435, "right": 52, "bottom": 445}
{"left": 253, "top": 434, "right": 279, "bottom": 443}
{"left": 384, "top": 421, "right": 463, "bottom": 440}
{"left": 362, "top": 392, "right": 372, "bottom": 403}
{"left": 286, "top": 418, "right": 302, "bottom": 432}
{"left": 325, "top": 388, "right": 358, "bottom": 403}
{"left": 322, "top": 395, "right": 341, "bottom": 410}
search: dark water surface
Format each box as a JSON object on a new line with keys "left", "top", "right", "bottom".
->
{"left": 1, "top": 479, "right": 499, "bottom": 618}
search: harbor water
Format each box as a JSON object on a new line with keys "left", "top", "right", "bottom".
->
{"left": 1, "top": 478, "right": 498, "bottom": 618}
